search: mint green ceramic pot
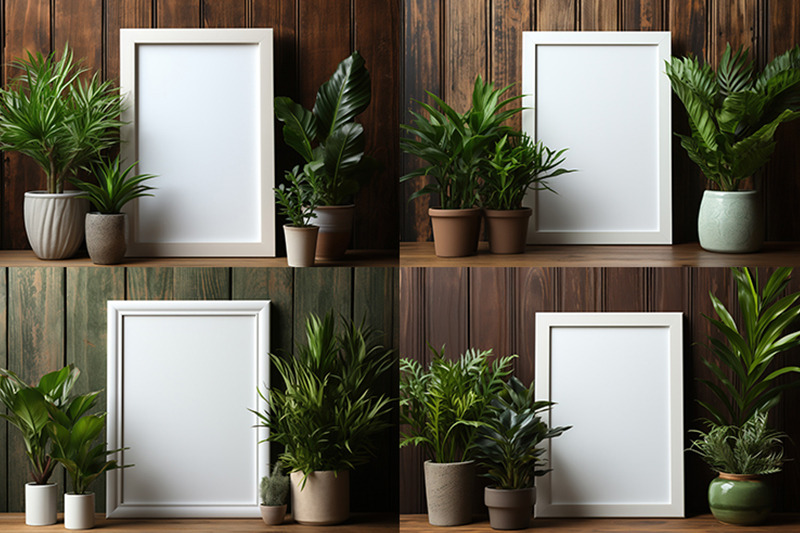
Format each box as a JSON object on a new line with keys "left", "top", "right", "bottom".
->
{"left": 708, "top": 473, "right": 771, "bottom": 526}
{"left": 697, "top": 190, "right": 763, "bottom": 253}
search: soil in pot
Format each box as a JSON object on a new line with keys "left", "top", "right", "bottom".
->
{"left": 424, "top": 460, "right": 475, "bottom": 526}
{"left": 484, "top": 487, "right": 535, "bottom": 530}
{"left": 85, "top": 213, "right": 127, "bottom": 264}
{"left": 484, "top": 208, "right": 532, "bottom": 254}
{"left": 313, "top": 205, "right": 355, "bottom": 261}
{"left": 429, "top": 208, "right": 482, "bottom": 258}
{"left": 708, "top": 473, "right": 771, "bottom": 526}
{"left": 284, "top": 225, "right": 319, "bottom": 267}
{"left": 290, "top": 470, "right": 349, "bottom": 525}
{"left": 25, "top": 482, "right": 58, "bottom": 526}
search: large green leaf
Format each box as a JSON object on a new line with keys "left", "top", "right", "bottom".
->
{"left": 313, "top": 51, "right": 370, "bottom": 141}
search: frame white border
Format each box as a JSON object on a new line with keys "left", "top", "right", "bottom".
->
{"left": 522, "top": 31, "right": 672, "bottom": 244}
{"left": 120, "top": 28, "right": 275, "bottom": 257}
{"left": 534, "top": 312, "right": 683, "bottom": 517}
{"left": 106, "top": 300, "right": 271, "bottom": 518}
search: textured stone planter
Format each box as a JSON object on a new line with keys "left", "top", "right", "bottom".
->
{"left": 313, "top": 205, "right": 355, "bottom": 260}
{"left": 429, "top": 208, "right": 482, "bottom": 258}
{"left": 484, "top": 208, "right": 532, "bottom": 254}
{"left": 709, "top": 472, "right": 771, "bottom": 526}
{"left": 24, "top": 191, "right": 89, "bottom": 259}
{"left": 64, "top": 492, "right": 95, "bottom": 530}
{"left": 85, "top": 213, "right": 127, "bottom": 265}
{"left": 485, "top": 487, "right": 535, "bottom": 530}
{"left": 260, "top": 504, "right": 287, "bottom": 525}
{"left": 290, "top": 470, "right": 349, "bottom": 525}
{"left": 424, "top": 460, "right": 475, "bottom": 526}
{"left": 697, "top": 190, "right": 763, "bottom": 253}
{"left": 25, "top": 482, "right": 58, "bottom": 526}
{"left": 284, "top": 225, "right": 319, "bottom": 267}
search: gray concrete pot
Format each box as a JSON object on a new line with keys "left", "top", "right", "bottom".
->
{"left": 697, "top": 190, "right": 764, "bottom": 253}
{"left": 424, "top": 460, "right": 475, "bottom": 526}
{"left": 313, "top": 205, "right": 355, "bottom": 260}
{"left": 24, "top": 191, "right": 88, "bottom": 259}
{"left": 85, "top": 213, "right": 127, "bottom": 265}
{"left": 485, "top": 486, "right": 535, "bottom": 530}
{"left": 290, "top": 470, "right": 349, "bottom": 525}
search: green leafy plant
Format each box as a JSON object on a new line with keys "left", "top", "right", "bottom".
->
{"left": 260, "top": 462, "right": 290, "bottom": 506}
{"left": 0, "top": 45, "right": 125, "bottom": 194}
{"left": 689, "top": 410, "right": 786, "bottom": 475}
{"left": 700, "top": 267, "right": 800, "bottom": 427}
{"left": 473, "top": 377, "right": 570, "bottom": 490}
{"left": 70, "top": 155, "right": 156, "bottom": 214}
{"left": 480, "top": 134, "right": 574, "bottom": 210}
{"left": 665, "top": 44, "right": 800, "bottom": 191}
{"left": 400, "top": 76, "right": 523, "bottom": 209}
{"left": 274, "top": 163, "right": 323, "bottom": 227}
{"left": 253, "top": 312, "right": 394, "bottom": 486}
{"left": 0, "top": 365, "right": 87, "bottom": 485}
{"left": 399, "top": 346, "right": 515, "bottom": 463}
{"left": 275, "top": 52, "right": 377, "bottom": 206}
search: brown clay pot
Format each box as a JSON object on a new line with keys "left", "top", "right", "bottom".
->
{"left": 484, "top": 208, "right": 532, "bottom": 254}
{"left": 428, "top": 207, "right": 482, "bottom": 257}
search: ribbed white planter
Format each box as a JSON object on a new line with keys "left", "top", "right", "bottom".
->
{"left": 64, "top": 492, "right": 95, "bottom": 530}
{"left": 24, "top": 191, "right": 89, "bottom": 259}
{"left": 290, "top": 470, "right": 349, "bottom": 525}
{"left": 424, "top": 460, "right": 475, "bottom": 526}
{"left": 313, "top": 205, "right": 355, "bottom": 260}
{"left": 697, "top": 190, "right": 764, "bottom": 253}
{"left": 284, "top": 225, "right": 319, "bottom": 267}
{"left": 25, "top": 482, "right": 58, "bottom": 526}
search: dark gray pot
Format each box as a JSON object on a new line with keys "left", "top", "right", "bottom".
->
{"left": 85, "top": 213, "right": 127, "bottom": 265}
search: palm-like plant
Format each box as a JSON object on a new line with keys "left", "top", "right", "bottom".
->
{"left": 70, "top": 155, "right": 156, "bottom": 214}
{"left": 399, "top": 347, "right": 515, "bottom": 463}
{"left": 0, "top": 45, "right": 125, "bottom": 193}
{"left": 274, "top": 52, "right": 376, "bottom": 206}
{"left": 665, "top": 44, "right": 800, "bottom": 191}
{"left": 400, "top": 77, "right": 523, "bottom": 209}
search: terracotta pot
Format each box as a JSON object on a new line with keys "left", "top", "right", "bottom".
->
{"left": 423, "top": 460, "right": 475, "bottom": 526}
{"left": 290, "top": 470, "right": 349, "bottom": 525}
{"left": 708, "top": 472, "right": 771, "bottom": 526}
{"left": 484, "top": 208, "right": 532, "bottom": 254}
{"left": 25, "top": 482, "right": 58, "bottom": 526}
{"left": 428, "top": 207, "right": 482, "bottom": 257}
{"left": 284, "top": 225, "right": 319, "bottom": 267}
{"left": 64, "top": 492, "right": 95, "bottom": 530}
{"left": 485, "top": 486, "right": 535, "bottom": 530}
{"left": 85, "top": 213, "right": 127, "bottom": 265}
{"left": 313, "top": 205, "right": 355, "bottom": 260}
{"left": 24, "top": 191, "right": 89, "bottom": 259}
{"left": 697, "top": 190, "right": 763, "bottom": 253}
{"left": 260, "top": 504, "right": 287, "bottom": 525}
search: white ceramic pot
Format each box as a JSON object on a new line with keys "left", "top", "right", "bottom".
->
{"left": 312, "top": 205, "right": 355, "bottom": 260}
{"left": 424, "top": 460, "right": 475, "bottom": 526}
{"left": 697, "top": 190, "right": 764, "bottom": 253}
{"left": 284, "top": 225, "right": 319, "bottom": 267}
{"left": 259, "top": 504, "right": 287, "bottom": 525}
{"left": 290, "top": 470, "right": 349, "bottom": 525}
{"left": 85, "top": 213, "right": 127, "bottom": 265}
{"left": 24, "top": 190, "right": 89, "bottom": 259}
{"left": 25, "top": 482, "right": 58, "bottom": 526}
{"left": 64, "top": 492, "right": 95, "bottom": 530}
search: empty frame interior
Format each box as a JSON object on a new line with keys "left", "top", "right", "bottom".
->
{"left": 535, "top": 312, "right": 683, "bottom": 517}
{"left": 522, "top": 32, "right": 671, "bottom": 244}
{"left": 107, "top": 300, "right": 270, "bottom": 518}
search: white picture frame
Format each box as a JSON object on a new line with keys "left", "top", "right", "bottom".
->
{"left": 522, "top": 31, "right": 672, "bottom": 244}
{"left": 120, "top": 28, "right": 275, "bottom": 257}
{"left": 534, "top": 312, "right": 683, "bottom": 517}
{"left": 106, "top": 300, "right": 271, "bottom": 518}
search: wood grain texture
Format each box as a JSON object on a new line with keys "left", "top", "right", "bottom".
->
{"left": 105, "top": 0, "right": 153, "bottom": 83}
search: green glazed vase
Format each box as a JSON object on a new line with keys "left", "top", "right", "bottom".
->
{"left": 708, "top": 473, "right": 772, "bottom": 526}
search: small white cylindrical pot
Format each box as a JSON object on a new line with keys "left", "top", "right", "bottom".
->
{"left": 312, "top": 204, "right": 355, "bottom": 260}
{"left": 64, "top": 492, "right": 95, "bottom": 530}
{"left": 24, "top": 190, "right": 89, "bottom": 260}
{"left": 85, "top": 213, "right": 127, "bottom": 265}
{"left": 284, "top": 225, "right": 319, "bottom": 267}
{"left": 697, "top": 190, "right": 764, "bottom": 253}
{"left": 290, "top": 470, "right": 349, "bottom": 525}
{"left": 424, "top": 460, "right": 475, "bottom": 526}
{"left": 25, "top": 482, "right": 58, "bottom": 526}
{"left": 485, "top": 486, "right": 536, "bottom": 530}
{"left": 260, "top": 504, "right": 287, "bottom": 525}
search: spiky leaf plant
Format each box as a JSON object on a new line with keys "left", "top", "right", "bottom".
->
{"left": 260, "top": 462, "right": 289, "bottom": 506}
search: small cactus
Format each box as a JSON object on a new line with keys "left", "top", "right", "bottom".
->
{"left": 260, "top": 462, "right": 289, "bottom": 506}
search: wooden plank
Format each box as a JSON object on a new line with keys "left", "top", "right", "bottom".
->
{"left": 602, "top": 268, "right": 645, "bottom": 311}
{"left": 469, "top": 267, "right": 513, "bottom": 360}
{"left": 173, "top": 268, "right": 231, "bottom": 299}
{"left": 65, "top": 268, "right": 125, "bottom": 512}
{"left": 424, "top": 267, "right": 469, "bottom": 358}
{"left": 621, "top": 0, "right": 663, "bottom": 30}
{"left": 444, "top": 0, "right": 488, "bottom": 113}
{"left": 126, "top": 267, "right": 174, "bottom": 299}
{"left": 353, "top": 0, "right": 400, "bottom": 251}
{"left": 157, "top": 0, "right": 200, "bottom": 27}
{"left": 2, "top": 0, "right": 51, "bottom": 250}
{"left": 536, "top": 0, "right": 576, "bottom": 30}
{"left": 54, "top": 0, "right": 103, "bottom": 80}
{"left": 513, "top": 267, "right": 556, "bottom": 385}
{"left": 7, "top": 267, "right": 64, "bottom": 512}
{"left": 202, "top": 0, "right": 247, "bottom": 28}
{"left": 105, "top": 0, "right": 152, "bottom": 83}
{"left": 293, "top": 267, "right": 352, "bottom": 344}
{"left": 558, "top": 268, "right": 598, "bottom": 311}
{"left": 490, "top": 0, "right": 532, "bottom": 131}
{"left": 0, "top": 268, "right": 7, "bottom": 512}
{"left": 580, "top": 0, "right": 618, "bottom": 30}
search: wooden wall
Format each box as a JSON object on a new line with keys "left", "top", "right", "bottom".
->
{"left": 0, "top": 266, "right": 399, "bottom": 514}
{"left": 400, "top": 0, "right": 800, "bottom": 243}
{"left": 0, "top": 0, "right": 399, "bottom": 252}
{"left": 399, "top": 266, "right": 800, "bottom": 515}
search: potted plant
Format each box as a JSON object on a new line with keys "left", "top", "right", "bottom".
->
{"left": 400, "top": 347, "right": 514, "bottom": 526}
{"left": 253, "top": 312, "right": 393, "bottom": 525}
{"left": 71, "top": 155, "right": 156, "bottom": 265}
{"left": 259, "top": 462, "right": 289, "bottom": 525}
{"left": 474, "top": 377, "right": 570, "bottom": 530}
{"left": 0, "top": 45, "right": 124, "bottom": 259}
{"left": 274, "top": 163, "right": 323, "bottom": 267}
{"left": 274, "top": 52, "right": 377, "bottom": 260}
{"left": 0, "top": 365, "right": 87, "bottom": 526}
{"left": 665, "top": 44, "right": 800, "bottom": 253}
{"left": 480, "top": 134, "right": 574, "bottom": 254}
{"left": 695, "top": 267, "right": 800, "bottom": 524}
{"left": 401, "top": 76, "right": 522, "bottom": 257}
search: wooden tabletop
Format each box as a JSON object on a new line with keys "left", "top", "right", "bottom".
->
{"left": 399, "top": 242, "right": 800, "bottom": 267}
